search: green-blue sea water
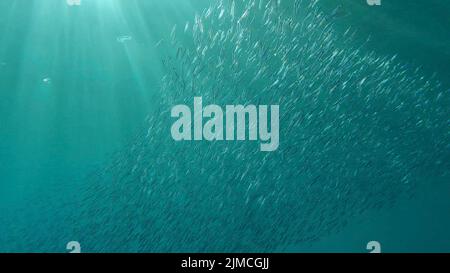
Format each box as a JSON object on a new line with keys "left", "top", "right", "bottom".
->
{"left": 0, "top": 0, "right": 449, "bottom": 252}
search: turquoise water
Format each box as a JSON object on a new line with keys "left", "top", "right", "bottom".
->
{"left": 0, "top": 0, "right": 449, "bottom": 252}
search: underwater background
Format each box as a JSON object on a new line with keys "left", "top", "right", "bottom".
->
{"left": 0, "top": 0, "right": 449, "bottom": 253}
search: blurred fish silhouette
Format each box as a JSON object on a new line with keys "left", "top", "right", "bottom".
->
{"left": 329, "top": 4, "right": 350, "bottom": 20}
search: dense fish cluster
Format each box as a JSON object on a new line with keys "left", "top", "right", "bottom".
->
{"left": 76, "top": 0, "right": 449, "bottom": 252}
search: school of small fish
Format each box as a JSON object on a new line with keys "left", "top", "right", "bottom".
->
{"left": 75, "top": 0, "right": 449, "bottom": 252}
